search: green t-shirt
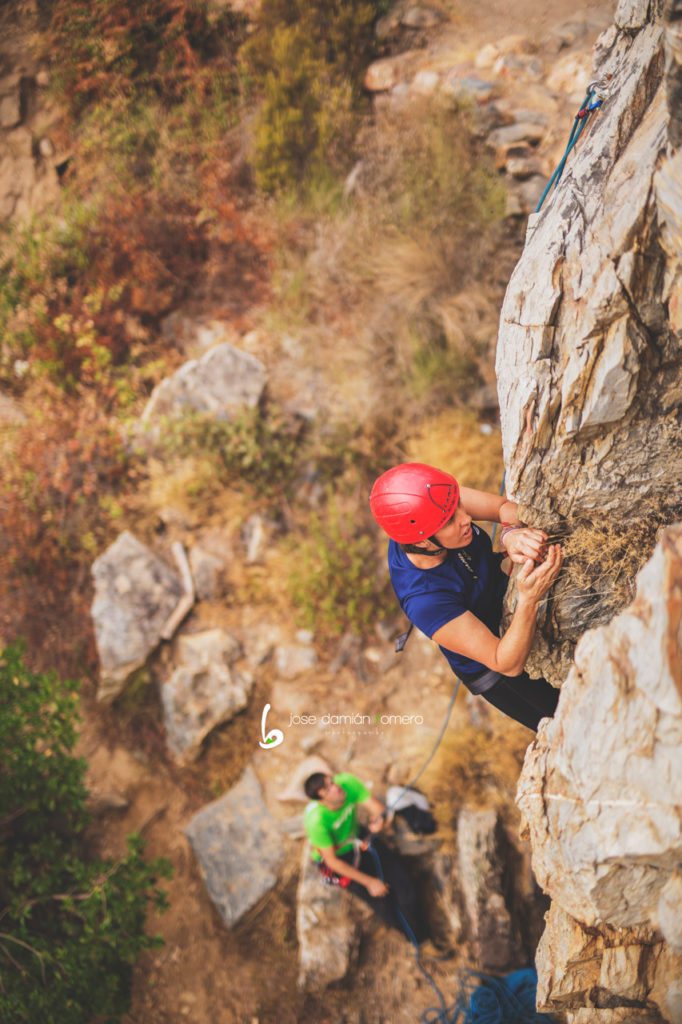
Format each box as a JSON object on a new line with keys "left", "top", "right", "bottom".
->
{"left": 304, "top": 773, "right": 371, "bottom": 861}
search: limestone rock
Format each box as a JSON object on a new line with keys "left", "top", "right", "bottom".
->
{"left": 91, "top": 531, "right": 183, "bottom": 702}
{"left": 400, "top": 6, "right": 442, "bottom": 30}
{"left": 296, "top": 842, "right": 358, "bottom": 992}
{"left": 141, "top": 341, "right": 267, "bottom": 425}
{"left": 517, "top": 526, "right": 682, "bottom": 930}
{"left": 537, "top": 902, "right": 681, "bottom": 1021}
{"left": 161, "top": 629, "right": 254, "bottom": 763}
{"left": 496, "top": 0, "right": 682, "bottom": 658}
{"left": 497, "top": 10, "right": 677, "bottom": 526}
{"left": 188, "top": 545, "right": 226, "bottom": 600}
{"left": 364, "top": 55, "right": 404, "bottom": 92}
{"left": 185, "top": 765, "right": 284, "bottom": 928}
{"left": 430, "top": 850, "right": 465, "bottom": 942}
{"left": 656, "top": 875, "right": 682, "bottom": 951}
{"left": 456, "top": 808, "right": 519, "bottom": 971}
{"left": 275, "top": 635, "right": 318, "bottom": 679}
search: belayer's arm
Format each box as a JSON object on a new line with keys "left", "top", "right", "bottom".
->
{"left": 317, "top": 846, "right": 389, "bottom": 897}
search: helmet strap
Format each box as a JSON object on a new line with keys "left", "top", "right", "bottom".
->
{"left": 402, "top": 539, "right": 446, "bottom": 557}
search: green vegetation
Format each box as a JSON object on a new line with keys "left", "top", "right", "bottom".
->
{"left": 39, "top": 0, "right": 246, "bottom": 116}
{"left": 161, "top": 406, "right": 306, "bottom": 499}
{"left": 289, "top": 492, "right": 395, "bottom": 641}
{"left": 2, "top": 0, "right": 509, "bottom": 671}
{"left": 242, "top": 0, "right": 384, "bottom": 192}
{"left": 0, "top": 643, "right": 171, "bottom": 1024}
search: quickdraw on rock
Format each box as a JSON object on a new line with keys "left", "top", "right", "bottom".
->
{"left": 535, "top": 77, "right": 611, "bottom": 213}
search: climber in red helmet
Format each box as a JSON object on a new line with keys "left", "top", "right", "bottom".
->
{"left": 370, "top": 463, "right": 564, "bottom": 731}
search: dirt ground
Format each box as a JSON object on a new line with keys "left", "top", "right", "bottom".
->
{"left": 71, "top": 1, "right": 617, "bottom": 1022}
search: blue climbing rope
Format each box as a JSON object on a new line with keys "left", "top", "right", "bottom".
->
{"left": 368, "top": 835, "right": 553, "bottom": 1024}
{"left": 383, "top": 674, "right": 461, "bottom": 818}
{"left": 426, "top": 968, "right": 555, "bottom": 1024}
{"left": 535, "top": 79, "right": 609, "bottom": 213}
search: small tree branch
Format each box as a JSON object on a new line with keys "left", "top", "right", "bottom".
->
{"left": 0, "top": 933, "right": 48, "bottom": 983}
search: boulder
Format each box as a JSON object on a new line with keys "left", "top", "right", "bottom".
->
{"left": 141, "top": 341, "right": 267, "bottom": 425}
{"left": 274, "top": 633, "right": 318, "bottom": 679}
{"left": 185, "top": 765, "right": 285, "bottom": 928}
{"left": 91, "top": 531, "right": 183, "bottom": 701}
{"left": 161, "top": 629, "right": 254, "bottom": 763}
{"left": 296, "top": 842, "right": 358, "bottom": 992}
{"left": 456, "top": 807, "right": 519, "bottom": 971}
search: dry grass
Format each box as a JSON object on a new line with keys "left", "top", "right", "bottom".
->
{"left": 550, "top": 503, "right": 676, "bottom": 622}
{"left": 406, "top": 709, "right": 532, "bottom": 836}
{"left": 259, "top": 93, "right": 509, "bottom": 436}
{"left": 405, "top": 408, "right": 505, "bottom": 497}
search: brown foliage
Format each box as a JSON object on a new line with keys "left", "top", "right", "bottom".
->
{"left": 0, "top": 393, "right": 135, "bottom": 676}
{"left": 41, "top": 0, "right": 247, "bottom": 114}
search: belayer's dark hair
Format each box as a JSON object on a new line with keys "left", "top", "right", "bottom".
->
{"left": 304, "top": 772, "right": 329, "bottom": 800}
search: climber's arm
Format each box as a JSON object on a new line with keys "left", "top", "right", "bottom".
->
{"left": 432, "top": 546, "right": 563, "bottom": 677}
{"left": 459, "top": 486, "right": 547, "bottom": 564}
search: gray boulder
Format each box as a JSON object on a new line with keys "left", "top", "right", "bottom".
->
{"left": 91, "top": 531, "right": 183, "bottom": 702}
{"left": 161, "top": 628, "right": 254, "bottom": 763}
{"left": 456, "top": 807, "right": 520, "bottom": 971}
{"left": 296, "top": 842, "right": 358, "bottom": 992}
{"left": 185, "top": 765, "right": 285, "bottom": 928}
{"left": 141, "top": 341, "right": 266, "bottom": 424}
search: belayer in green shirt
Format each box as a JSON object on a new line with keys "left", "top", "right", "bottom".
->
{"left": 303, "top": 772, "right": 437, "bottom": 951}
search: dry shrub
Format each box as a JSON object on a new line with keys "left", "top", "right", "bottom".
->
{"left": 352, "top": 95, "right": 504, "bottom": 262}
{"left": 405, "top": 409, "right": 505, "bottom": 497}
{"left": 410, "top": 712, "right": 532, "bottom": 833}
{"left": 0, "top": 394, "right": 136, "bottom": 677}
{"left": 555, "top": 506, "right": 676, "bottom": 621}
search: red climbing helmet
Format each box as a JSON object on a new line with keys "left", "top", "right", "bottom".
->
{"left": 369, "top": 463, "right": 460, "bottom": 543}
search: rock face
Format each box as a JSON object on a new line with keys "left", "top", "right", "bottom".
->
{"left": 496, "top": 2, "right": 682, "bottom": 1017}
{"left": 496, "top": 0, "right": 682, "bottom": 552}
{"left": 185, "top": 765, "right": 285, "bottom": 928}
{"left": 517, "top": 526, "right": 682, "bottom": 1018}
{"left": 456, "top": 808, "right": 520, "bottom": 972}
{"left": 535, "top": 903, "right": 669, "bottom": 1015}
{"left": 91, "top": 531, "right": 183, "bottom": 701}
{"left": 161, "top": 629, "right": 254, "bottom": 764}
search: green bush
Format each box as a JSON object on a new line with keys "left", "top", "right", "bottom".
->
{"left": 241, "top": 0, "right": 383, "bottom": 193}
{"left": 253, "top": 25, "right": 356, "bottom": 193}
{"left": 289, "top": 493, "right": 395, "bottom": 641}
{"left": 161, "top": 406, "right": 306, "bottom": 497}
{"left": 0, "top": 643, "right": 171, "bottom": 1024}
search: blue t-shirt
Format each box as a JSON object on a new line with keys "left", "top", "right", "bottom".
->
{"left": 387, "top": 524, "right": 508, "bottom": 678}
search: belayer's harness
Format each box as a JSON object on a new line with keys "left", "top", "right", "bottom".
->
{"left": 315, "top": 838, "right": 361, "bottom": 888}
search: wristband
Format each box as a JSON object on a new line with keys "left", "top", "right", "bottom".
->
{"left": 500, "top": 526, "right": 522, "bottom": 548}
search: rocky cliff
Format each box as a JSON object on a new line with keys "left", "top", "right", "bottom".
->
{"left": 496, "top": 1, "right": 682, "bottom": 1020}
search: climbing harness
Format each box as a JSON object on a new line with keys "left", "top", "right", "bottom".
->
{"left": 535, "top": 78, "right": 610, "bottom": 213}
